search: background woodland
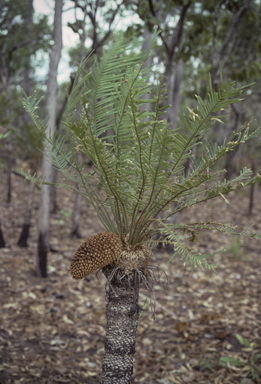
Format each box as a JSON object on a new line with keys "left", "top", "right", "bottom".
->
{"left": 0, "top": 0, "right": 261, "bottom": 383}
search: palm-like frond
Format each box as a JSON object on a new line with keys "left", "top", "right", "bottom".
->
{"left": 22, "top": 29, "right": 261, "bottom": 273}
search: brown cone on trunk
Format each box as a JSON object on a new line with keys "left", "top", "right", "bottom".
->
{"left": 70, "top": 231, "right": 123, "bottom": 279}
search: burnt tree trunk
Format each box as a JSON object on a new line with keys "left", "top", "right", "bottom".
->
{"left": 0, "top": 219, "right": 5, "bottom": 248}
{"left": 17, "top": 181, "right": 35, "bottom": 247}
{"left": 249, "top": 183, "right": 255, "bottom": 216}
{"left": 71, "top": 183, "right": 82, "bottom": 238}
{"left": 101, "top": 265, "right": 141, "bottom": 384}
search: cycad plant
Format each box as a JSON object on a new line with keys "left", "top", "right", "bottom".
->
{"left": 22, "top": 29, "right": 261, "bottom": 383}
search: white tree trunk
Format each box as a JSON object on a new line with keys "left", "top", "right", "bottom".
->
{"left": 140, "top": 26, "right": 154, "bottom": 115}
{"left": 37, "top": 0, "right": 63, "bottom": 277}
{"left": 168, "top": 59, "right": 183, "bottom": 130}
{"left": 70, "top": 10, "right": 87, "bottom": 238}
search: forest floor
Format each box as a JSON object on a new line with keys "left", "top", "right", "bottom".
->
{"left": 0, "top": 167, "right": 261, "bottom": 384}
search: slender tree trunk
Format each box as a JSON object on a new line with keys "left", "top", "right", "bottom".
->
{"left": 70, "top": 93, "right": 83, "bottom": 238}
{"left": 210, "top": 0, "right": 252, "bottom": 89}
{"left": 37, "top": 0, "right": 63, "bottom": 277}
{"left": 249, "top": 183, "right": 255, "bottom": 216}
{"left": 17, "top": 181, "right": 35, "bottom": 247}
{"left": 50, "top": 74, "right": 75, "bottom": 213}
{"left": 23, "top": 0, "right": 33, "bottom": 100}
{"left": 7, "top": 155, "right": 12, "bottom": 204}
{"left": 70, "top": 13, "right": 87, "bottom": 237}
{"left": 101, "top": 265, "right": 141, "bottom": 383}
{"left": 225, "top": 150, "right": 237, "bottom": 180}
{"left": 248, "top": 163, "right": 256, "bottom": 215}
{"left": 169, "top": 59, "right": 183, "bottom": 130}
{"left": 71, "top": 191, "right": 82, "bottom": 238}
{"left": 140, "top": 26, "right": 153, "bottom": 115}
{"left": 225, "top": 104, "right": 241, "bottom": 180}
{"left": 71, "top": 153, "right": 82, "bottom": 239}
{"left": 50, "top": 168, "right": 60, "bottom": 213}
{"left": 0, "top": 219, "right": 5, "bottom": 248}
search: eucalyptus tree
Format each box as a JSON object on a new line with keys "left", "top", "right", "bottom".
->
{"left": 136, "top": 0, "right": 191, "bottom": 130}
{"left": 37, "top": 0, "right": 63, "bottom": 277}
{"left": 0, "top": 0, "right": 51, "bottom": 208}
{"left": 55, "top": 0, "right": 129, "bottom": 235}
{"left": 22, "top": 30, "right": 261, "bottom": 383}
{"left": 68, "top": 0, "right": 128, "bottom": 61}
{"left": 0, "top": 0, "right": 51, "bottom": 92}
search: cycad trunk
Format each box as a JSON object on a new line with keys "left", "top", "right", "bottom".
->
{"left": 101, "top": 265, "right": 141, "bottom": 384}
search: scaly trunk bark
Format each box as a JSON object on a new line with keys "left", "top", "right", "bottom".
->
{"left": 101, "top": 265, "right": 141, "bottom": 384}
{"left": 37, "top": 0, "right": 63, "bottom": 277}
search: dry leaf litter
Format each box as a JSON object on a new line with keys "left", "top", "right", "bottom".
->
{"left": 0, "top": 168, "right": 260, "bottom": 383}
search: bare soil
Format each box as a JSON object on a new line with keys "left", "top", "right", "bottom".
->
{"left": 0, "top": 168, "right": 260, "bottom": 384}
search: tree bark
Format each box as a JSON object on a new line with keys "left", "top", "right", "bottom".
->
{"left": 7, "top": 154, "right": 12, "bottom": 204}
{"left": 225, "top": 104, "right": 241, "bottom": 180}
{"left": 50, "top": 168, "right": 60, "bottom": 214}
{"left": 167, "top": 59, "right": 183, "bottom": 130}
{"left": 17, "top": 181, "right": 35, "bottom": 247}
{"left": 211, "top": 0, "right": 252, "bottom": 89}
{"left": 248, "top": 163, "right": 256, "bottom": 215}
{"left": 37, "top": 0, "right": 63, "bottom": 277}
{"left": 248, "top": 183, "right": 255, "bottom": 216}
{"left": 71, "top": 153, "right": 82, "bottom": 239}
{"left": 101, "top": 265, "right": 141, "bottom": 384}
{"left": 23, "top": 0, "right": 33, "bottom": 100}
{"left": 50, "top": 72, "right": 75, "bottom": 213}
{"left": 0, "top": 219, "right": 5, "bottom": 248}
{"left": 140, "top": 26, "right": 153, "bottom": 115}
{"left": 69, "top": 8, "right": 88, "bottom": 238}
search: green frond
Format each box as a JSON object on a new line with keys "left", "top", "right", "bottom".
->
{"left": 22, "top": 91, "right": 49, "bottom": 133}
{"left": 23, "top": 28, "right": 261, "bottom": 275}
{"left": 0, "top": 132, "right": 10, "bottom": 140}
{"left": 147, "top": 223, "right": 218, "bottom": 274}
{"left": 18, "top": 169, "right": 48, "bottom": 185}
